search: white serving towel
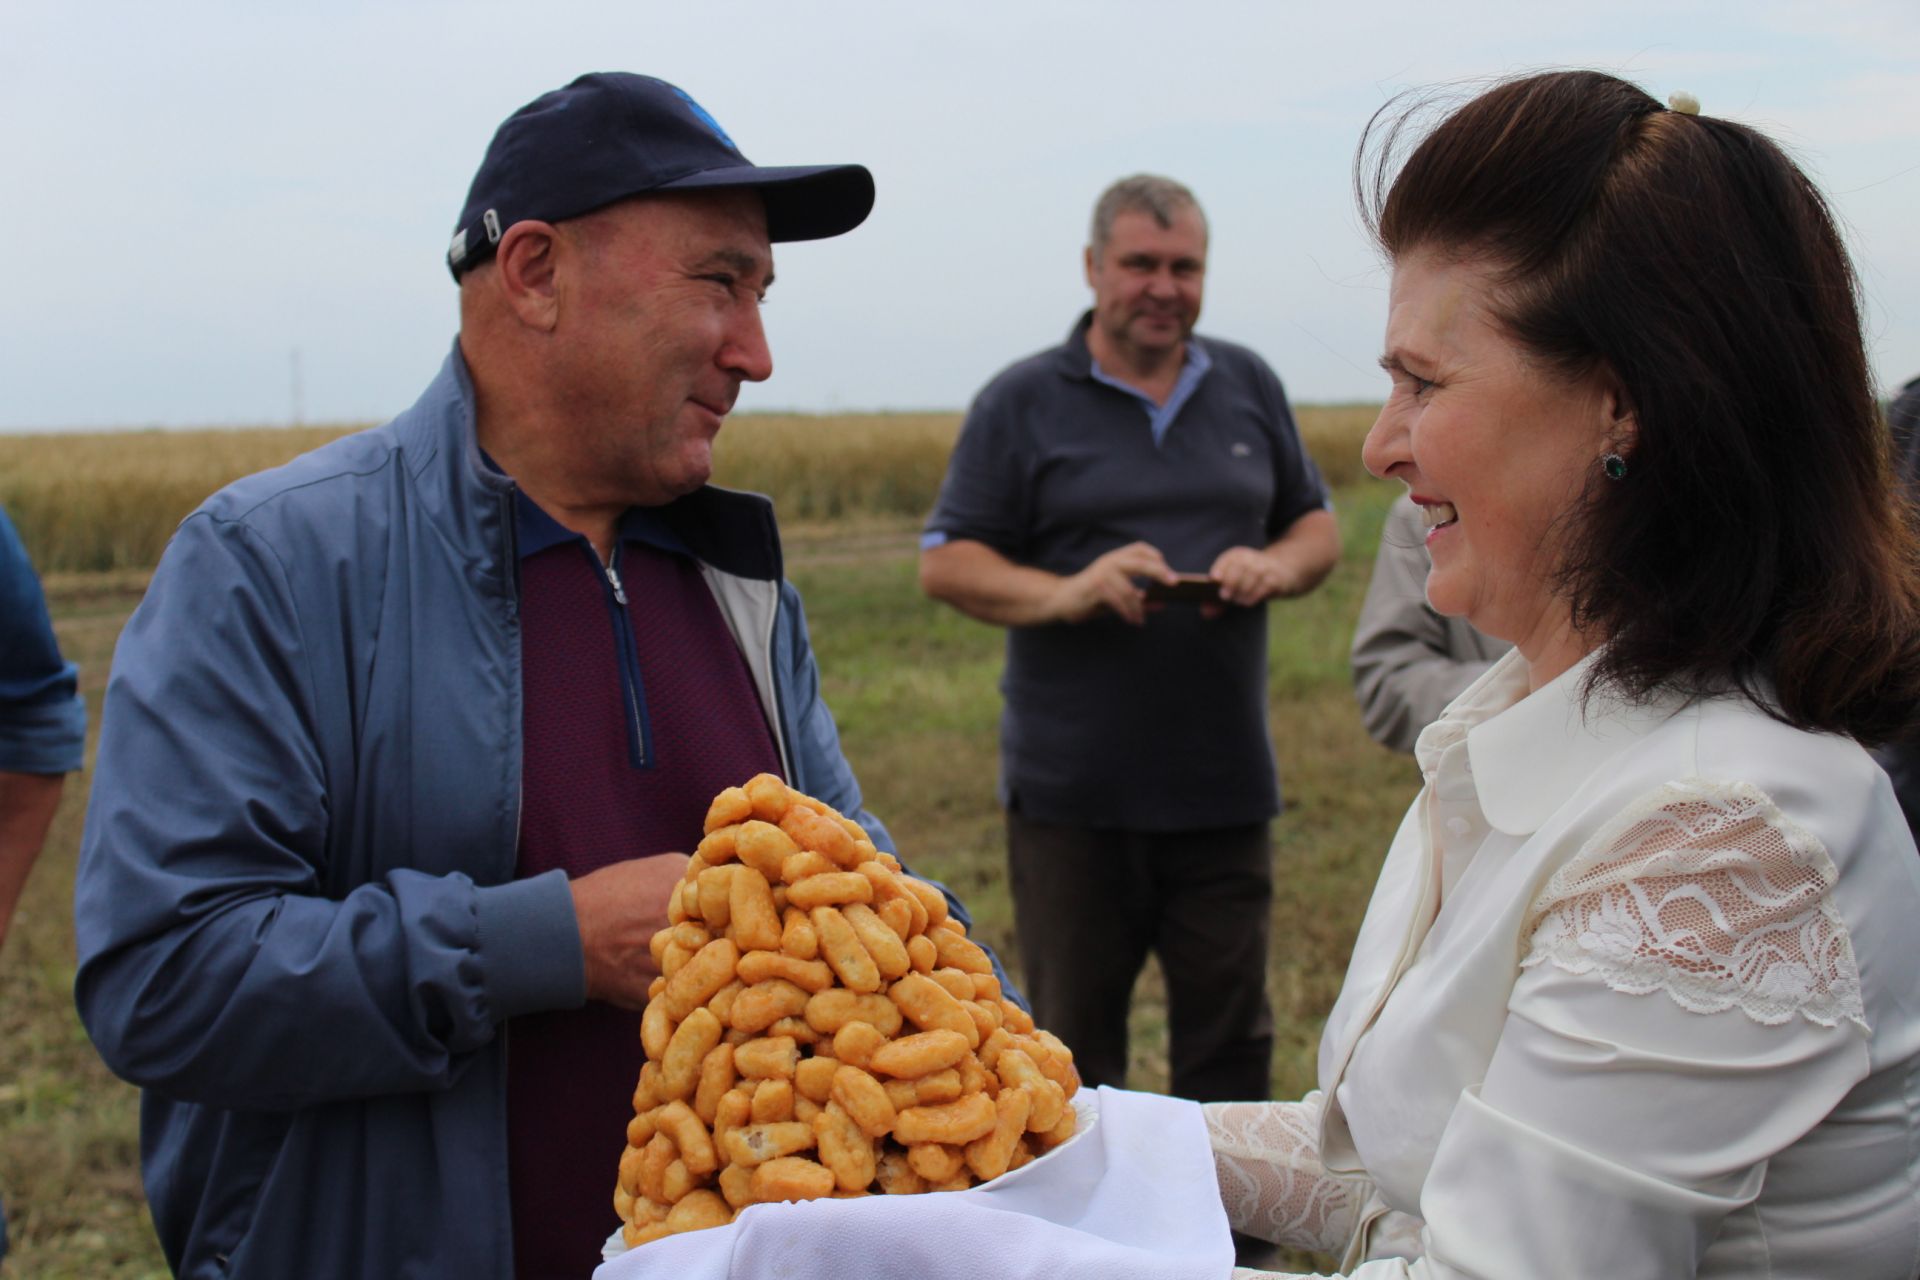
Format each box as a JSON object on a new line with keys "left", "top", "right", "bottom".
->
{"left": 594, "top": 1085, "right": 1233, "bottom": 1280}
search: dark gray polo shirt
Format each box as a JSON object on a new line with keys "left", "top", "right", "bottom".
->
{"left": 924, "top": 314, "right": 1331, "bottom": 830}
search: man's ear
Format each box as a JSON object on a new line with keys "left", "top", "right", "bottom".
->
{"left": 1600, "top": 372, "right": 1638, "bottom": 454}
{"left": 492, "top": 221, "right": 561, "bottom": 332}
{"left": 1083, "top": 244, "right": 1096, "bottom": 290}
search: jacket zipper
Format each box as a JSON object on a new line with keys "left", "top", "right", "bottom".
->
{"left": 595, "top": 542, "right": 651, "bottom": 768}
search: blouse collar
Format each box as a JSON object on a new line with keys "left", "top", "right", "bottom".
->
{"left": 1416, "top": 648, "right": 1691, "bottom": 837}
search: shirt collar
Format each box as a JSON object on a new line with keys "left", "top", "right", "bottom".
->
{"left": 1416, "top": 648, "right": 1690, "bottom": 836}
{"left": 480, "top": 450, "right": 694, "bottom": 562}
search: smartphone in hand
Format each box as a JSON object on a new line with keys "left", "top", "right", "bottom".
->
{"left": 1140, "top": 573, "right": 1221, "bottom": 604}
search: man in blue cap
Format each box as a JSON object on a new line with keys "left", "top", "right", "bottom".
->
{"left": 76, "top": 73, "right": 1009, "bottom": 1279}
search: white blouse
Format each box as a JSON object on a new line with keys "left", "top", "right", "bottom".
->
{"left": 1211, "top": 651, "right": 1920, "bottom": 1278}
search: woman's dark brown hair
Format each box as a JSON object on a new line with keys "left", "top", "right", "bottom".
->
{"left": 1358, "top": 69, "right": 1920, "bottom": 744}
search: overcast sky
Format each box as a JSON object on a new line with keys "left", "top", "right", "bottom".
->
{"left": 5, "top": 0, "right": 1917, "bottom": 429}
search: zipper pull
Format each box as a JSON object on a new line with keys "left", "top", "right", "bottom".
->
{"left": 606, "top": 562, "right": 627, "bottom": 605}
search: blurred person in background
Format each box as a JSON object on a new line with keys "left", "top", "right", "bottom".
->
{"left": 1350, "top": 493, "right": 1509, "bottom": 754}
{"left": 920, "top": 174, "right": 1341, "bottom": 1107}
{"left": 0, "top": 501, "right": 88, "bottom": 1265}
{"left": 73, "top": 73, "right": 1007, "bottom": 1280}
{"left": 1872, "top": 372, "right": 1920, "bottom": 840}
{"left": 1207, "top": 72, "right": 1920, "bottom": 1278}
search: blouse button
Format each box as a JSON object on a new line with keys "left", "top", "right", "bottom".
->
{"left": 1445, "top": 816, "right": 1473, "bottom": 837}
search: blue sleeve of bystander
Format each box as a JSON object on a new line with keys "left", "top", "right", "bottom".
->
{"left": 0, "top": 506, "right": 87, "bottom": 774}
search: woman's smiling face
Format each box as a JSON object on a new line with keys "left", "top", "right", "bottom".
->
{"left": 1362, "top": 248, "right": 1624, "bottom": 674}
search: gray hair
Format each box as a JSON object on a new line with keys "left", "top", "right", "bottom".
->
{"left": 1089, "top": 175, "right": 1207, "bottom": 259}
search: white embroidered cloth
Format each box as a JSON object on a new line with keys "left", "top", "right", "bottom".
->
{"left": 593, "top": 1086, "right": 1234, "bottom": 1280}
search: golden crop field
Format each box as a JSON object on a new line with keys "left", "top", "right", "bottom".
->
{"left": 0, "top": 406, "right": 1382, "bottom": 574}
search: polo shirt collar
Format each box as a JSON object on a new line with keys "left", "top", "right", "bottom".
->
{"left": 1416, "top": 647, "right": 1689, "bottom": 836}
{"left": 482, "top": 451, "right": 779, "bottom": 580}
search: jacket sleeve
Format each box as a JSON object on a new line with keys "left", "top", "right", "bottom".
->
{"left": 1350, "top": 499, "right": 1498, "bottom": 754}
{"left": 772, "top": 579, "right": 1027, "bottom": 1009}
{"left": 0, "top": 504, "right": 87, "bottom": 774}
{"left": 74, "top": 511, "right": 582, "bottom": 1110}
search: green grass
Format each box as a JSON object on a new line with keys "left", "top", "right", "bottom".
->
{"left": 1, "top": 426, "right": 1413, "bottom": 1277}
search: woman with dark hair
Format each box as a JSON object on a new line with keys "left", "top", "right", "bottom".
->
{"left": 1208, "top": 71, "right": 1920, "bottom": 1278}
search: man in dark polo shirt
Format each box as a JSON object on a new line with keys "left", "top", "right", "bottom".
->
{"left": 920, "top": 174, "right": 1340, "bottom": 1104}
{"left": 77, "top": 74, "right": 1006, "bottom": 1280}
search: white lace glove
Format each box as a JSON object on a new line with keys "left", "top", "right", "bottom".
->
{"left": 1205, "top": 1091, "right": 1370, "bottom": 1255}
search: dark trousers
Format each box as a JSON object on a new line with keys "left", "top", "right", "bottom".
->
{"left": 1006, "top": 810, "right": 1275, "bottom": 1103}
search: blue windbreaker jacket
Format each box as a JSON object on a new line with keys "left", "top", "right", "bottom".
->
{"left": 74, "top": 348, "right": 1003, "bottom": 1279}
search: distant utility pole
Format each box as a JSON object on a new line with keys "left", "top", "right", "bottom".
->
{"left": 290, "top": 348, "right": 305, "bottom": 426}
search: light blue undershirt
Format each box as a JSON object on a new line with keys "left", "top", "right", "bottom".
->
{"left": 1091, "top": 337, "right": 1213, "bottom": 447}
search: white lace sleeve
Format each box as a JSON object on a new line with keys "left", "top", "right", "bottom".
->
{"left": 1520, "top": 778, "right": 1868, "bottom": 1032}
{"left": 1205, "top": 1091, "right": 1370, "bottom": 1254}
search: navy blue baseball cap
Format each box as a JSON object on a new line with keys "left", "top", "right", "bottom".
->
{"left": 447, "top": 72, "right": 874, "bottom": 280}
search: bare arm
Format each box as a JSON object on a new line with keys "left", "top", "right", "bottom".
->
{"left": 919, "top": 538, "right": 1178, "bottom": 628}
{"left": 0, "top": 770, "right": 65, "bottom": 954}
{"left": 1207, "top": 508, "right": 1342, "bottom": 608}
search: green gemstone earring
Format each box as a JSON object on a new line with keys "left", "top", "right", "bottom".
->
{"left": 1602, "top": 453, "right": 1628, "bottom": 481}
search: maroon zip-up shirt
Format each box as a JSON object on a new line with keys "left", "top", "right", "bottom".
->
{"left": 503, "top": 494, "right": 781, "bottom": 1279}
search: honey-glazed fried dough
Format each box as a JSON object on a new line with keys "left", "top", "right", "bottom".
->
{"left": 1006, "top": 1138, "right": 1036, "bottom": 1172}
{"left": 780, "top": 907, "right": 820, "bottom": 961}
{"left": 905, "top": 1142, "right": 966, "bottom": 1183}
{"left": 668, "top": 922, "right": 711, "bottom": 952}
{"left": 962, "top": 999, "right": 1001, "bottom": 1041}
{"left": 811, "top": 907, "right": 882, "bottom": 993}
{"left": 713, "top": 1088, "right": 751, "bottom": 1150}
{"left": 633, "top": 1061, "right": 665, "bottom": 1112}
{"left": 794, "top": 1095, "right": 824, "bottom": 1124}
{"left": 875, "top": 896, "right": 915, "bottom": 943}
{"left": 641, "top": 997, "right": 676, "bottom": 1061}
{"left": 814, "top": 1101, "right": 878, "bottom": 1191}
{"left": 624, "top": 1219, "right": 673, "bottom": 1249}
{"left": 638, "top": 1132, "right": 674, "bottom": 1203}
{"left": 665, "top": 1188, "right": 733, "bottom": 1233}
{"left": 931, "top": 927, "right": 993, "bottom": 976}
{"left": 655, "top": 1100, "right": 719, "bottom": 1176}
{"left": 766, "top": 1015, "right": 822, "bottom": 1046}
{"left": 888, "top": 972, "right": 980, "bottom": 1048}
{"left": 868, "top": 1029, "right": 970, "bottom": 1079}
{"left": 956, "top": 1052, "right": 992, "bottom": 1098}
{"left": 1001, "top": 1000, "right": 1036, "bottom": 1035}
{"left": 618, "top": 1141, "right": 647, "bottom": 1197}
{"left": 733, "top": 1035, "right": 800, "bottom": 1081}
{"left": 729, "top": 979, "right": 811, "bottom": 1034}
{"left": 694, "top": 825, "right": 740, "bottom": 867}
{"left": 750, "top": 1156, "right": 837, "bottom": 1203}
{"left": 614, "top": 1181, "right": 635, "bottom": 1220}
{"left": 882, "top": 1078, "right": 919, "bottom": 1113}
{"left": 875, "top": 1148, "right": 926, "bottom": 1195}
{"left": 735, "top": 820, "right": 800, "bottom": 881}
{"left": 667, "top": 879, "right": 693, "bottom": 926}
{"left": 786, "top": 871, "right": 875, "bottom": 910}
{"left": 794, "top": 1054, "right": 839, "bottom": 1104}
{"left": 1032, "top": 1030, "right": 1082, "bottom": 1096}
{"left": 829, "top": 1019, "right": 888, "bottom": 1071}
{"left": 728, "top": 866, "right": 784, "bottom": 952}
{"left": 661, "top": 1008, "right": 723, "bottom": 1101}
{"left": 721, "top": 1121, "right": 816, "bottom": 1168}
{"left": 705, "top": 979, "right": 746, "bottom": 1026}
{"left": 661, "top": 1159, "right": 696, "bottom": 1204}
{"left": 926, "top": 1172, "right": 975, "bottom": 1193}
{"left": 705, "top": 787, "right": 753, "bottom": 833}
{"left": 693, "top": 1043, "right": 736, "bottom": 1125}
{"left": 841, "top": 902, "right": 911, "bottom": 979}
{"left": 829, "top": 1063, "right": 899, "bottom": 1139}
{"left": 736, "top": 950, "right": 835, "bottom": 993}
{"left": 648, "top": 974, "right": 668, "bottom": 1002}
{"left": 718, "top": 1162, "right": 757, "bottom": 1210}
{"left": 995, "top": 1048, "right": 1066, "bottom": 1132}
{"left": 906, "top": 933, "right": 938, "bottom": 974}
{"left": 804, "top": 989, "right": 903, "bottom": 1037}
{"left": 779, "top": 850, "right": 840, "bottom": 884}
{"left": 970, "top": 972, "right": 1003, "bottom": 1002}
{"left": 749, "top": 1079, "right": 795, "bottom": 1124}
{"left": 964, "top": 1085, "right": 1032, "bottom": 1181}
{"left": 897, "top": 875, "right": 949, "bottom": 930}
{"left": 779, "top": 806, "right": 861, "bottom": 867}
{"left": 928, "top": 968, "right": 974, "bottom": 1001}
{"left": 627, "top": 1108, "right": 658, "bottom": 1149}
{"left": 663, "top": 938, "right": 741, "bottom": 1019}
{"left": 697, "top": 865, "right": 737, "bottom": 930}
{"left": 893, "top": 1092, "right": 997, "bottom": 1146}
{"left": 1036, "top": 1105, "right": 1078, "bottom": 1150}
{"left": 910, "top": 1068, "right": 963, "bottom": 1106}
{"left": 743, "top": 773, "right": 793, "bottom": 822}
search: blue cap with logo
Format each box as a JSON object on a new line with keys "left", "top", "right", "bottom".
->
{"left": 447, "top": 72, "right": 875, "bottom": 280}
